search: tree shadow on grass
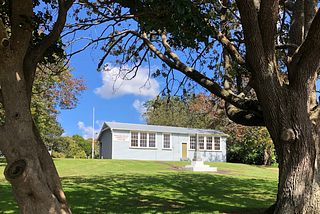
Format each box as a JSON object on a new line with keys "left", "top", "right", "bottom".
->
{"left": 0, "top": 182, "right": 19, "bottom": 213}
{"left": 62, "top": 172, "right": 277, "bottom": 214}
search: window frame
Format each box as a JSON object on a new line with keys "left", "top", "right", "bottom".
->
{"left": 162, "top": 133, "right": 172, "bottom": 149}
{"left": 130, "top": 131, "right": 157, "bottom": 149}
{"left": 189, "top": 135, "right": 196, "bottom": 150}
{"left": 189, "top": 135, "right": 221, "bottom": 151}
{"left": 206, "top": 136, "right": 213, "bottom": 150}
{"left": 214, "top": 136, "right": 221, "bottom": 151}
{"left": 199, "top": 135, "right": 205, "bottom": 150}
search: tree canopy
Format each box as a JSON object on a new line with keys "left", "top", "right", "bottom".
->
{"left": 68, "top": 0, "right": 320, "bottom": 212}
{"left": 1, "top": 0, "right": 320, "bottom": 213}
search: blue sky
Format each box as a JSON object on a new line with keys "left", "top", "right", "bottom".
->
{"left": 58, "top": 43, "right": 164, "bottom": 140}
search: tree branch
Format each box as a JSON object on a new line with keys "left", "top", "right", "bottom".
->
{"left": 290, "top": 9, "right": 320, "bottom": 74}
{"left": 226, "top": 102, "right": 265, "bottom": 126}
{"left": 0, "top": 125, "right": 5, "bottom": 149}
{"left": 98, "top": 32, "right": 130, "bottom": 69}
{"left": 130, "top": 31, "right": 262, "bottom": 116}
{"left": 0, "top": 88, "right": 3, "bottom": 105}
{"left": 258, "top": 0, "right": 279, "bottom": 57}
{"left": 0, "top": 17, "right": 9, "bottom": 73}
{"left": 213, "top": 28, "right": 246, "bottom": 65}
{"left": 35, "top": 0, "right": 74, "bottom": 62}
{"left": 275, "top": 43, "right": 299, "bottom": 50}
{"left": 23, "top": 0, "right": 74, "bottom": 103}
{"left": 236, "top": 0, "right": 266, "bottom": 74}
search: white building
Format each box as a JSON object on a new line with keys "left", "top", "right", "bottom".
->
{"left": 97, "top": 122, "right": 228, "bottom": 162}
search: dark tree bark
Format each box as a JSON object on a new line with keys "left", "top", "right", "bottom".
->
{"left": 0, "top": 0, "right": 74, "bottom": 213}
{"left": 236, "top": 0, "right": 320, "bottom": 213}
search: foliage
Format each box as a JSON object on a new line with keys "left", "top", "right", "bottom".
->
{"left": 52, "top": 151, "right": 66, "bottom": 158}
{"left": 49, "top": 136, "right": 89, "bottom": 159}
{"left": 67, "top": 139, "right": 87, "bottom": 159}
{"left": 87, "top": 138, "right": 100, "bottom": 159}
{"left": 73, "top": 134, "right": 92, "bottom": 157}
{"left": 0, "top": 159, "right": 278, "bottom": 213}
{"left": 0, "top": 61, "right": 87, "bottom": 137}
{"left": 119, "top": 0, "right": 214, "bottom": 48}
{"left": 144, "top": 92, "right": 275, "bottom": 165}
{"left": 32, "top": 62, "right": 87, "bottom": 136}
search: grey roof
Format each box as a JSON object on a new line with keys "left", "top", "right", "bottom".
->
{"left": 100, "top": 121, "right": 228, "bottom": 136}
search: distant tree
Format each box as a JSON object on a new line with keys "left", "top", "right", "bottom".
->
{"left": 42, "top": 120, "right": 64, "bottom": 151}
{"left": 66, "top": 138, "right": 87, "bottom": 159}
{"left": 87, "top": 138, "right": 100, "bottom": 159}
{"left": 73, "top": 134, "right": 91, "bottom": 158}
{"left": 31, "top": 62, "right": 87, "bottom": 136}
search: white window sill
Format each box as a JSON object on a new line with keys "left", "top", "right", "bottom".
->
{"left": 129, "top": 147, "right": 158, "bottom": 150}
{"left": 162, "top": 148, "right": 172, "bottom": 150}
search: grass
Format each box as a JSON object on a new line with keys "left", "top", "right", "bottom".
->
{"left": 0, "top": 158, "right": 278, "bottom": 214}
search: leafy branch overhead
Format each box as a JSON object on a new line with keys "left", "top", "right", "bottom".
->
{"left": 67, "top": 0, "right": 264, "bottom": 126}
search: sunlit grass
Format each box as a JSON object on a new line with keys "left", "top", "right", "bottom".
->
{"left": 0, "top": 158, "right": 277, "bottom": 213}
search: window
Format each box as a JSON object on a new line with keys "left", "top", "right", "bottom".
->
{"left": 199, "top": 136, "right": 205, "bottom": 150}
{"left": 190, "top": 135, "right": 196, "bottom": 149}
{"left": 131, "top": 132, "right": 138, "bottom": 147}
{"left": 130, "top": 132, "right": 157, "bottom": 148}
{"left": 214, "top": 137, "right": 220, "bottom": 150}
{"left": 206, "top": 136, "right": 212, "bottom": 150}
{"left": 149, "top": 133, "right": 156, "bottom": 147}
{"left": 140, "top": 132, "right": 147, "bottom": 147}
{"left": 163, "top": 134, "right": 171, "bottom": 148}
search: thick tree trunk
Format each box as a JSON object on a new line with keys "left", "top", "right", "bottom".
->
{"left": 255, "top": 71, "right": 320, "bottom": 213}
{"left": 0, "top": 54, "right": 71, "bottom": 213}
{"left": 271, "top": 129, "right": 320, "bottom": 213}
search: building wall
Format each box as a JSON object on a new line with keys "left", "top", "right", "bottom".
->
{"left": 100, "top": 129, "right": 226, "bottom": 162}
{"left": 99, "top": 129, "right": 112, "bottom": 159}
{"left": 187, "top": 136, "right": 227, "bottom": 162}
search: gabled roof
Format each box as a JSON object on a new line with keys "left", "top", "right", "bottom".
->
{"left": 97, "top": 121, "right": 228, "bottom": 140}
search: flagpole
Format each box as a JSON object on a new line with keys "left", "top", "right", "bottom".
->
{"left": 92, "top": 107, "right": 95, "bottom": 159}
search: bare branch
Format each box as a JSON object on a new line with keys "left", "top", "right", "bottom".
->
{"left": 275, "top": 43, "right": 299, "bottom": 50}
{"left": 128, "top": 31, "right": 261, "bottom": 116}
{"left": 289, "top": 9, "right": 320, "bottom": 79}
{"left": 226, "top": 102, "right": 265, "bottom": 126}
{"left": 98, "top": 32, "right": 129, "bottom": 69}
{"left": 34, "top": 0, "right": 74, "bottom": 63}
{"left": 214, "top": 28, "right": 246, "bottom": 65}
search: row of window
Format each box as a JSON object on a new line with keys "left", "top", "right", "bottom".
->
{"left": 130, "top": 132, "right": 221, "bottom": 150}
{"left": 190, "top": 135, "right": 221, "bottom": 151}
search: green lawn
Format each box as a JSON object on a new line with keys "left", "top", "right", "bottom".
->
{"left": 0, "top": 158, "right": 278, "bottom": 213}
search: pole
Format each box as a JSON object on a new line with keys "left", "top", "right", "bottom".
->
{"left": 92, "top": 107, "right": 95, "bottom": 159}
{"left": 193, "top": 133, "right": 202, "bottom": 161}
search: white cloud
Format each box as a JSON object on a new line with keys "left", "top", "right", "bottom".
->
{"left": 94, "top": 64, "right": 160, "bottom": 99}
{"left": 132, "top": 99, "right": 147, "bottom": 115}
{"left": 77, "top": 120, "right": 103, "bottom": 140}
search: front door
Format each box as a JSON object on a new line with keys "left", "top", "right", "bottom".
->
{"left": 182, "top": 143, "right": 188, "bottom": 158}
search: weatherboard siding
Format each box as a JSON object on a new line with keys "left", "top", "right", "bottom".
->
{"left": 99, "top": 129, "right": 112, "bottom": 159}
{"left": 97, "top": 122, "right": 227, "bottom": 162}
{"left": 187, "top": 136, "right": 227, "bottom": 162}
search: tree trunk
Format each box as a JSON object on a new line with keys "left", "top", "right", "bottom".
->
{"left": 264, "top": 150, "right": 271, "bottom": 166}
{"left": 255, "top": 72, "right": 320, "bottom": 213}
{"left": 272, "top": 130, "right": 320, "bottom": 214}
{"left": 0, "top": 53, "right": 71, "bottom": 213}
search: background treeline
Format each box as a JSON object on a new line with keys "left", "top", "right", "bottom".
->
{"left": 44, "top": 128, "right": 99, "bottom": 159}
{"left": 143, "top": 92, "right": 277, "bottom": 165}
